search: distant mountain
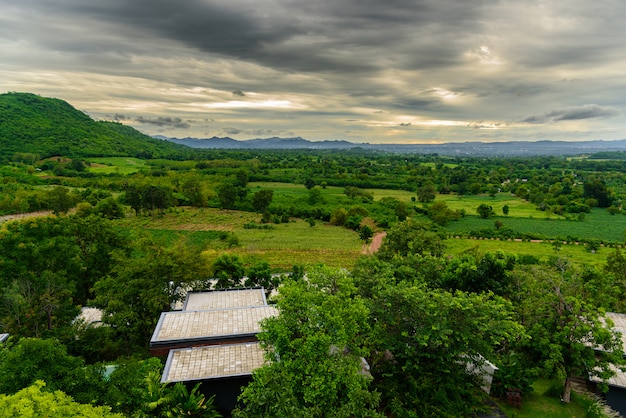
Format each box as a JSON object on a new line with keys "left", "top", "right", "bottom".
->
{"left": 157, "top": 135, "right": 626, "bottom": 157}
{"left": 0, "top": 92, "right": 190, "bottom": 159}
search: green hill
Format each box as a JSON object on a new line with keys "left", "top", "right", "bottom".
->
{"left": 0, "top": 92, "right": 191, "bottom": 160}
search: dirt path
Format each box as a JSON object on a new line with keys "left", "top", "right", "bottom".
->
{"left": 363, "top": 231, "right": 386, "bottom": 255}
{"left": 0, "top": 211, "right": 52, "bottom": 224}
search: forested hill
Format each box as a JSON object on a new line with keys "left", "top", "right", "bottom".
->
{"left": 0, "top": 92, "right": 191, "bottom": 160}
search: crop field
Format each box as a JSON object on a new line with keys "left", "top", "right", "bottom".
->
{"left": 444, "top": 237, "right": 612, "bottom": 268}
{"left": 436, "top": 193, "right": 560, "bottom": 219}
{"left": 441, "top": 208, "right": 625, "bottom": 242}
{"left": 86, "top": 157, "right": 148, "bottom": 174}
{"left": 114, "top": 207, "right": 364, "bottom": 270}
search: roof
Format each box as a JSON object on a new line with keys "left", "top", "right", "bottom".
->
{"left": 150, "top": 306, "right": 278, "bottom": 346}
{"left": 590, "top": 312, "right": 626, "bottom": 388}
{"left": 73, "top": 307, "right": 104, "bottom": 325}
{"left": 0, "top": 334, "right": 9, "bottom": 343}
{"left": 183, "top": 288, "right": 267, "bottom": 311}
{"left": 161, "top": 342, "right": 266, "bottom": 383}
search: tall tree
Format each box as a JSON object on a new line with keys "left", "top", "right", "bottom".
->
{"left": 235, "top": 266, "right": 382, "bottom": 418}
{"left": 364, "top": 283, "right": 524, "bottom": 417}
{"left": 514, "top": 263, "right": 625, "bottom": 402}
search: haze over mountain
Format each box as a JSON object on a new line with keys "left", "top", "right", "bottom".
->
{"left": 2, "top": 92, "right": 626, "bottom": 159}
{"left": 156, "top": 135, "right": 626, "bottom": 157}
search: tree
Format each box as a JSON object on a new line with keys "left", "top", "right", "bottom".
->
{"left": 234, "top": 267, "right": 382, "bottom": 417}
{"left": 245, "top": 260, "right": 280, "bottom": 294}
{"left": 377, "top": 220, "right": 445, "bottom": 260}
{"left": 359, "top": 225, "right": 374, "bottom": 242}
{"left": 417, "top": 181, "right": 436, "bottom": 203}
{"left": 427, "top": 201, "right": 461, "bottom": 226}
{"left": 0, "top": 381, "right": 122, "bottom": 418}
{"left": 308, "top": 187, "right": 323, "bottom": 205}
{"left": 394, "top": 201, "right": 409, "bottom": 221}
{"left": 48, "top": 186, "right": 74, "bottom": 215}
{"left": 502, "top": 204, "right": 509, "bottom": 216}
{"left": 92, "top": 237, "right": 208, "bottom": 353}
{"left": 514, "top": 263, "right": 625, "bottom": 403}
{"left": 252, "top": 189, "right": 273, "bottom": 213}
{"left": 0, "top": 338, "right": 97, "bottom": 400}
{"left": 217, "top": 183, "right": 238, "bottom": 210}
{"left": 476, "top": 203, "right": 495, "bottom": 219}
{"left": 0, "top": 215, "right": 128, "bottom": 338}
{"left": 212, "top": 254, "right": 245, "bottom": 289}
{"left": 304, "top": 177, "right": 316, "bottom": 190}
{"left": 364, "top": 283, "right": 523, "bottom": 417}
{"left": 140, "top": 371, "right": 221, "bottom": 418}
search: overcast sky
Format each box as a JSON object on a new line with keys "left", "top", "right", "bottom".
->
{"left": 2, "top": 0, "right": 626, "bottom": 143}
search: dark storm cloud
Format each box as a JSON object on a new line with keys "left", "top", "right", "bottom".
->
{"left": 17, "top": 0, "right": 493, "bottom": 74}
{"left": 521, "top": 105, "right": 620, "bottom": 124}
{"left": 136, "top": 116, "right": 191, "bottom": 129}
{"left": 3, "top": 0, "right": 626, "bottom": 142}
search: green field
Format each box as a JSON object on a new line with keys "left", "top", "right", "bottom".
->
{"left": 444, "top": 237, "right": 612, "bottom": 268}
{"left": 115, "top": 207, "right": 363, "bottom": 270}
{"left": 496, "top": 379, "right": 599, "bottom": 418}
{"left": 87, "top": 157, "right": 148, "bottom": 174}
{"left": 442, "top": 209, "right": 625, "bottom": 243}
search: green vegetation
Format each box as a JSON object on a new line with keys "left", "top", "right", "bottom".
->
{"left": 0, "top": 92, "right": 190, "bottom": 159}
{"left": 2, "top": 95, "right": 626, "bottom": 416}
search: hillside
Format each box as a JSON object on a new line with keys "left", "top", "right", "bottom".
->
{"left": 0, "top": 92, "right": 191, "bottom": 160}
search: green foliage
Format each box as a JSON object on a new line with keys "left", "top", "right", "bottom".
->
{"left": 359, "top": 225, "right": 374, "bottom": 242}
{"left": 477, "top": 203, "right": 495, "bottom": 219}
{"left": 0, "top": 381, "right": 122, "bottom": 418}
{"left": 365, "top": 284, "right": 524, "bottom": 417}
{"left": 211, "top": 254, "right": 245, "bottom": 288}
{"left": 235, "top": 266, "right": 382, "bottom": 417}
{"left": 0, "top": 215, "right": 127, "bottom": 337}
{"left": 377, "top": 219, "right": 445, "bottom": 260}
{"left": 252, "top": 189, "right": 274, "bottom": 212}
{"left": 0, "top": 92, "right": 189, "bottom": 159}
{"left": 140, "top": 371, "right": 221, "bottom": 418}
{"left": 514, "top": 263, "right": 625, "bottom": 402}
{"left": 92, "top": 237, "right": 208, "bottom": 353}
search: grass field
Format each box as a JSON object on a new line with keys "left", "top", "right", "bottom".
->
{"left": 495, "top": 379, "right": 598, "bottom": 418}
{"left": 441, "top": 209, "right": 625, "bottom": 243}
{"left": 444, "top": 237, "right": 612, "bottom": 268}
{"left": 86, "top": 157, "right": 148, "bottom": 174}
{"left": 115, "top": 207, "right": 364, "bottom": 270}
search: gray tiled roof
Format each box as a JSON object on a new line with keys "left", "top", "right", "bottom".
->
{"left": 590, "top": 312, "right": 626, "bottom": 388}
{"left": 151, "top": 306, "right": 277, "bottom": 344}
{"left": 183, "top": 288, "right": 266, "bottom": 311}
{"left": 161, "top": 342, "right": 266, "bottom": 382}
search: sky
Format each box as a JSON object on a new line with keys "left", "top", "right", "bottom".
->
{"left": 1, "top": 0, "right": 626, "bottom": 144}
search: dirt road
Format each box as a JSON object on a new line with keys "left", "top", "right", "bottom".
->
{"left": 363, "top": 231, "right": 386, "bottom": 255}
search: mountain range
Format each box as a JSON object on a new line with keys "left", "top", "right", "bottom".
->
{"left": 155, "top": 135, "right": 626, "bottom": 157}
{"left": 2, "top": 91, "right": 626, "bottom": 159}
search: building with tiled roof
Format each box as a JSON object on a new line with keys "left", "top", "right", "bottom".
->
{"left": 150, "top": 287, "right": 276, "bottom": 413}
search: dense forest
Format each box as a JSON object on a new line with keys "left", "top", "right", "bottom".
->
{"left": 1, "top": 93, "right": 626, "bottom": 417}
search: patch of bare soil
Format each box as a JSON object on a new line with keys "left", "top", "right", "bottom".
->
{"left": 363, "top": 231, "right": 386, "bottom": 255}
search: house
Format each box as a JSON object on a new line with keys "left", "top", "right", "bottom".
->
{"left": 150, "top": 287, "right": 277, "bottom": 413}
{"left": 589, "top": 312, "right": 626, "bottom": 416}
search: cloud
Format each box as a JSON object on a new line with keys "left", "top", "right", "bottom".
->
{"left": 105, "top": 113, "right": 130, "bottom": 121}
{"left": 521, "top": 105, "right": 620, "bottom": 124}
{"left": 223, "top": 127, "right": 243, "bottom": 135}
{"left": 135, "top": 116, "right": 191, "bottom": 129}
{"left": 2, "top": 0, "right": 626, "bottom": 143}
